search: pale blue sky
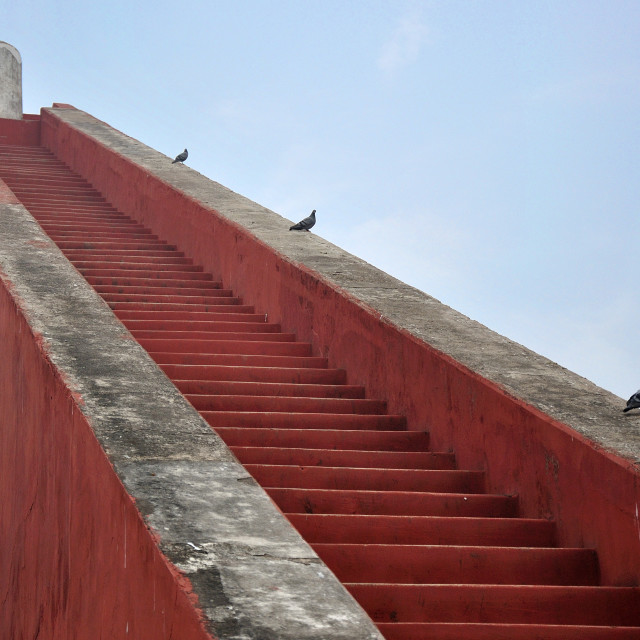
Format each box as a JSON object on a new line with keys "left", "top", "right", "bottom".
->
{"left": 6, "top": 1, "right": 639, "bottom": 399}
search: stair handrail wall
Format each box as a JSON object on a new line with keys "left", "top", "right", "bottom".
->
{"left": 40, "top": 105, "right": 640, "bottom": 586}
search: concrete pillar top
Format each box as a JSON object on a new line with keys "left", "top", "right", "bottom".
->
{"left": 0, "top": 42, "right": 21, "bottom": 63}
{"left": 0, "top": 42, "right": 22, "bottom": 120}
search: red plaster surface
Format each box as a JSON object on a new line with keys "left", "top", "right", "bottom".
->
{"left": 0, "top": 115, "right": 40, "bottom": 146}
{"left": 0, "top": 277, "right": 213, "bottom": 640}
{"left": 38, "top": 106, "right": 640, "bottom": 587}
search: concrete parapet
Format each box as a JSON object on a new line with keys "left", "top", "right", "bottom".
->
{"left": 38, "top": 104, "right": 640, "bottom": 587}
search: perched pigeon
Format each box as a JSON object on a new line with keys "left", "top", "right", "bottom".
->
{"left": 623, "top": 389, "right": 640, "bottom": 413}
{"left": 289, "top": 209, "right": 316, "bottom": 231}
{"left": 172, "top": 148, "right": 188, "bottom": 164}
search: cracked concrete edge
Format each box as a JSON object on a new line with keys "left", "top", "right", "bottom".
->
{"left": 0, "top": 201, "right": 384, "bottom": 640}
{"left": 47, "top": 105, "right": 640, "bottom": 467}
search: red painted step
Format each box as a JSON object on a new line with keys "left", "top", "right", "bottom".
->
{"left": 141, "top": 338, "right": 311, "bottom": 356}
{"left": 160, "top": 364, "right": 346, "bottom": 384}
{"left": 72, "top": 257, "right": 197, "bottom": 267}
{"left": 152, "top": 353, "right": 330, "bottom": 368}
{"left": 376, "top": 623, "right": 640, "bottom": 640}
{"left": 200, "top": 411, "right": 407, "bottom": 430}
{"left": 230, "top": 446, "right": 452, "bottom": 468}
{"left": 287, "top": 514, "right": 556, "bottom": 546}
{"left": 185, "top": 394, "right": 386, "bottom": 414}
{"left": 175, "top": 379, "right": 364, "bottom": 398}
{"left": 246, "top": 464, "right": 484, "bottom": 493}
{"left": 216, "top": 427, "right": 430, "bottom": 451}
{"left": 2, "top": 143, "right": 635, "bottom": 640}
{"left": 312, "top": 544, "right": 599, "bottom": 585}
{"left": 106, "top": 294, "right": 243, "bottom": 306}
{"left": 347, "top": 583, "right": 640, "bottom": 625}
{"left": 267, "top": 487, "right": 519, "bottom": 517}
{"left": 122, "top": 319, "right": 278, "bottom": 332}
{"left": 131, "top": 329, "right": 285, "bottom": 342}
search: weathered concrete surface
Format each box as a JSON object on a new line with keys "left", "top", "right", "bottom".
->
{"left": 0, "top": 192, "right": 383, "bottom": 637}
{"left": 0, "top": 42, "right": 22, "bottom": 119}
{"left": 39, "top": 104, "right": 640, "bottom": 586}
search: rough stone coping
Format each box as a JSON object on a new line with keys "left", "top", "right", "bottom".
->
{"left": 0, "top": 199, "right": 384, "bottom": 640}
{"left": 47, "top": 106, "right": 640, "bottom": 466}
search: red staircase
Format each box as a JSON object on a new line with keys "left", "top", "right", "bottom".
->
{"left": 2, "top": 144, "right": 639, "bottom": 639}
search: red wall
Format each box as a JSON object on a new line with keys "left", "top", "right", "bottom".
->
{"left": 0, "top": 254, "right": 212, "bottom": 636}
{"left": 0, "top": 115, "right": 41, "bottom": 145}
{"left": 40, "top": 107, "right": 640, "bottom": 586}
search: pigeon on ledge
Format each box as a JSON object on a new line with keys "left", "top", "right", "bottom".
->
{"left": 289, "top": 209, "right": 316, "bottom": 231}
{"left": 623, "top": 389, "right": 640, "bottom": 413}
{"left": 172, "top": 148, "right": 188, "bottom": 164}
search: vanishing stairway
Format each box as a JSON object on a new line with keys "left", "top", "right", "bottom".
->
{"left": 1, "top": 144, "right": 639, "bottom": 640}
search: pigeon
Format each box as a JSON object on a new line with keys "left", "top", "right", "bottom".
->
{"left": 289, "top": 209, "right": 316, "bottom": 231}
{"left": 172, "top": 148, "right": 188, "bottom": 164}
{"left": 623, "top": 389, "right": 640, "bottom": 413}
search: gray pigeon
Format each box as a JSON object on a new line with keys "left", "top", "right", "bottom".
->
{"left": 289, "top": 209, "right": 316, "bottom": 231}
{"left": 623, "top": 389, "right": 640, "bottom": 413}
{"left": 172, "top": 148, "right": 188, "bottom": 164}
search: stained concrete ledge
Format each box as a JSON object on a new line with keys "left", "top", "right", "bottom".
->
{"left": 0, "top": 199, "right": 384, "bottom": 639}
{"left": 46, "top": 106, "right": 640, "bottom": 466}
